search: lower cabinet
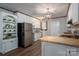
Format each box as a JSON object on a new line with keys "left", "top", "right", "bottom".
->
{"left": 2, "top": 39, "right": 18, "bottom": 54}
{"left": 66, "top": 46, "right": 79, "bottom": 56}
{"left": 42, "top": 42, "right": 67, "bottom": 56}
{"left": 42, "top": 42, "right": 79, "bottom": 56}
{"left": 34, "top": 33, "right": 41, "bottom": 41}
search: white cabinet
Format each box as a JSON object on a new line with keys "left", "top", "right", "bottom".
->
{"left": 65, "top": 45, "right": 79, "bottom": 56}
{"left": 0, "top": 12, "right": 18, "bottom": 54}
{"left": 17, "top": 12, "right": 26, "bottom": 23}
{"left": 17, "top": 12, "right": 32, "bottom": 23}
{"left": 32, "top": 18, "right": 40, "bottom": 28}
{"left": 72, "top": 4, "right": 78, "bottom": 23}
{"left": 42, "top": 42, "right": 66, "bottom": 56}
{"left": 34, "top": 33, "right": 41, "bottom": 41}
{"left": 3, "top": 40, "right": 11, "bottom": 53}
{"left": 28, "top": 17, "right": 32, "bottom": 24}
{"left": 42, "top": 42, "right": 79, "bottom": 56}
{"left": 25, "top": 15, "right": 32, "bottom": 23}
{"left": 2, "top": 39, "right": 17, "bottom": 54}
{"left": 68, "top": 3, "right": 79, "bottom": 23}
{"left": 25, "top": 15, "right": 29, "bottom": 23}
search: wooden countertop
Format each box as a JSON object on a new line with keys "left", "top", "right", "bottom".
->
{"left": 40, "top": 36, "right": 79, "bottom": 47}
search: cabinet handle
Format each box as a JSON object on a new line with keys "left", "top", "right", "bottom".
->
{"left": 66, "top": 49, "right": 71, "bottom": 56}
{"left": 69, "top": 50, "right": 71, "bottom": 56}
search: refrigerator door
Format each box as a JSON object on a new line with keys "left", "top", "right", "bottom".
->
{"left": 24, "top": 23, "right": 32, "bottom": 31}
{"left": 23, "top": 31, "right": 32, "bottom": 47}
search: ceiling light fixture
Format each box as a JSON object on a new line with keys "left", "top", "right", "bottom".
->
{"left": 42, "top": 8, "right": 52, "bottom": 21}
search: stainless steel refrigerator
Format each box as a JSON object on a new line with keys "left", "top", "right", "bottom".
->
{"left": 17, "top": 23, "right": 33, "bottom": 48}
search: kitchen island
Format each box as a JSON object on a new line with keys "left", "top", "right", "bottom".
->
{"left": 40, "top": 36, "right": 79, "bottom": 56}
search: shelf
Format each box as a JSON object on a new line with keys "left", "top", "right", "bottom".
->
{"left": 3, "top": 28, "right": 16, "bottom": 29}
{"left": 3, "top": 33, "right": 16, "bottom": 34}
{"left": 73, "top": 21, "right": 79, "bottom": 26}
{"left": 3, "top": 37, "right": 17, "bottom": 40}
{"left": 3, "top": 22, "right": 16, "bottom": 24}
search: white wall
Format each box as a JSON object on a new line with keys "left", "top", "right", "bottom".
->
{"left": 46, "top": 17, "right": 67, "bottom": 36}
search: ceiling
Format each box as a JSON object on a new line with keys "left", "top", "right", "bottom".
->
{"left": 0, "top": 3, "right": 69, "bottom": 19}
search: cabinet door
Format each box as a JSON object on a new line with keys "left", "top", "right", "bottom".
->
{"left": 32, "top": 18, "right": 40, "bottom": 28}
{"left": 2, "top": 39, "right": 17, "bottom": 54}
{"left": 42, "top": 42, "right": 66, "bottom": 56}
{"left": 0, "top": 31, "right": 2, "bottom": 52}
{"left": 28, "top": 17, "right": 32, "bottom": 24}
{"left": 76, "top": 48, "right": 79, "bottom": 56}
{"left": 34, "top": 33, "right": 41, "bottom": 41}
{"left": 72, "top": 4, "right": 78, "bottom": 23}
{"left": 3, "top": 42, "right": 7, "bottom": 53}
{"left": 10, "top": 39, "right": 18, "bottom": 50}
{"left": 71, "top": 47, "right": 79, "bottom": 56}
{"left": 66, "top": 46, "right": 79, "bottom": 56}
{"left": 3, "top": 41, "right": 11, "bottom": 53}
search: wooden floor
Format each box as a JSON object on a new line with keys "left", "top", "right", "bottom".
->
{"left": 0, "top": 40, "right": 41, "bottom": 56}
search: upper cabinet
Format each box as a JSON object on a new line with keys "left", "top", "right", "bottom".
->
{"left": 16, "top": 12, "right": 32, "bottom": 23}
{"left": 25, "top": 15, "right": 32, "bottom": 23}
{"left": 67, "top": 3, "right": 79, "bottom": 24}
{"left": 17, "top": 12, "right": 26, "bottom": 23}
{"left": 32, "top": 18, "right": 40, "bottom": 28}
{"left": 72, "top": 4, "right": 78, "bottom": 23}
{"left": 17, "top": 12, "right": 40, "bottom": 28}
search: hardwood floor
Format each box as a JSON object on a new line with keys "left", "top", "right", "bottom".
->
{"left": 0, "top": 40, "right": 41, "bottom": 56}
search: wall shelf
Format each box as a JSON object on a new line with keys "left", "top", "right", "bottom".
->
{"left": 73, "top": 21, "right": 79, "bottom": 26}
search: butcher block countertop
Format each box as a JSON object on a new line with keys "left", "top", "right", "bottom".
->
{"left": 40, "top": 36, "right": 79, "bottom": 47}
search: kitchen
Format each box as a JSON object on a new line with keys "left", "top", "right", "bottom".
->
{"left": 0, "top": 3, "right": 79, "bottom": 56}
